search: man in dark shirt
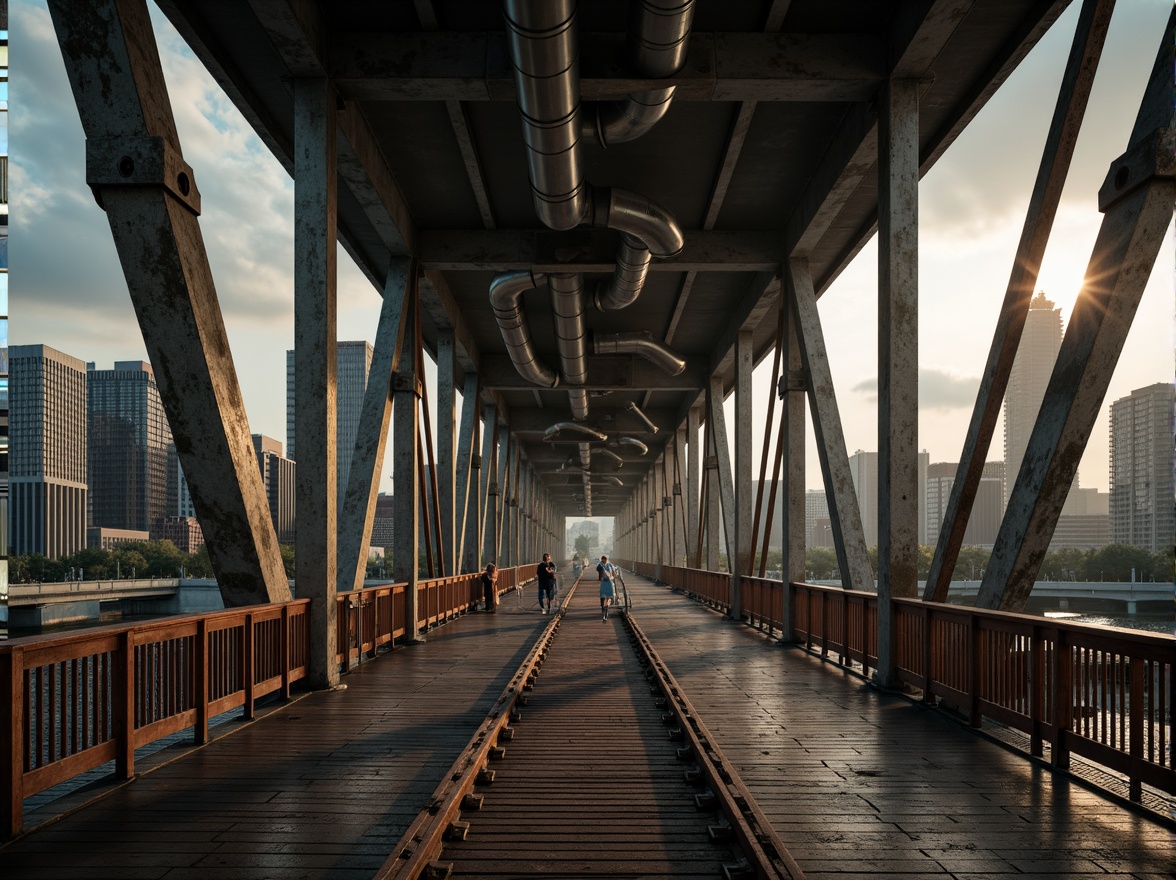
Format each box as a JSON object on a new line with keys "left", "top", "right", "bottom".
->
{"left": 537, "top": 553, "right": 557, "bottom": 614}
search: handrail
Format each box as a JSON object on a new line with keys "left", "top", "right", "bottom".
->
{"left": 628, "top": 562, "right": 1175, "bottom": 804}
{"left": 0, "top": 563, "right": 541, "bottom": 838}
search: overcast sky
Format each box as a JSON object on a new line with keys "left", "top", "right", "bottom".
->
{"left": 10, "top": 0, "right": 1173, "bottom": 498}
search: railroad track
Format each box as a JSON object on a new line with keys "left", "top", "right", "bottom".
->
{"left": 373, "top": 574, "right": 805, "bottom": 879}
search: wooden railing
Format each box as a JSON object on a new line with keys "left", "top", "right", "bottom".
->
{"left": 1, "top": 565, "right": 537, "bottom": 838}
{"left": 630, "top": 563, "right": 1175, "bottom": 803}
{"left": 1, "top": 601, "right": 311, "bottom": 837}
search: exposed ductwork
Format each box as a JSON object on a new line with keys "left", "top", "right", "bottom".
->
{"left": 544, "top": 422, "right": 608, "bottom": 442}
{"left": 592, "top": 187, "right": 684, "bottom": 311}
{"left": 550, "top": 272, "right": 589, "bottom": 420}
{"left": 594, "top": 331, "right": 686, "bottom": 375}
{"left": 600, "top": 475, "right": 624, "bottom": 487}
{"left": 582, "top": 1, "right": 697, "bottom": 147}
{"left": 626, "top": 401, "right": 660, "bottom": 434}
{"left": 490, "top": 270, "right": 559, "bottom": 388}
{"left": 593, "top": 447, "right": 624, "bottom": 466}
{"left": 614, "top": 436, "right": 649, "bottom": 455}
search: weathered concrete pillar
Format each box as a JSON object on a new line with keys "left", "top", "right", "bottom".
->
{"left": 437, "top": 331, "right": 457, "bottom": 576}
{"left": 687, "top": 406, "right": 701, "bottom": 567}
{"left": 780, "top": 301, "right": 806, "bottom": 640}
{"left": 338, "top": 261, "right": 410, "bottom": 593}
{"left": 392, "top": 287, "right": 422, "bottom": 642}
{"left": 733, "top": 330, "right": 754, "bottom": 612}
{"left": 876, "top": 78, "right": 920, "bottom": 687}
{"left": 47, "top": 0, "right": 289, "bottom": 609}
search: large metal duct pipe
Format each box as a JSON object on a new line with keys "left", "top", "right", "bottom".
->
{"left": 600, "top": 475, "right": 624, "bottom": 487}
{"left": 593, "top": 448, "right": 624, "bottom": 466}
{"left": 550, "top": 273, "right": 589, "bottom": 420}
{"left": 503, "top": 0, "right": 588, "bottom": 231}
{"left": 544, "top": 422, "right": 608, "bottom": 442}
{"left": 579, "top": 442, "right": 593, "bottom": 514}
{"left": 491, "top": 270, "right": 559, "bottom": 388}
{"left": 614, "top": 436, "right": 649, "bottom": 455}
{"left": 583, "top": 0, "right": 696, "bottom": 147}
{"left": 626, "top": 401, "right": 660, "bottom": 434}
{"left": 593, "top": 330, "right": 686, "bottom": 375}
{"left": 591, "top": 187, "right": 684, "bottom": 312}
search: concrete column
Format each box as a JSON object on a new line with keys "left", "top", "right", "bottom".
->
{"left": 338, "top": 261, "right": 410, "bottom": 593}
{"left": 437, "top": 331, "right": 457, "bottom": 576}
{"left": 392, "top": 295, "right": 422, "bottom": 642}
{"left": 733, "top": 331, "right": 754, "bottom": 613}
{"left": 876, "top": 78, "right": 920, "bottom": 687}
{"left": 293, "top": 77, "right": 340, "bottom": 686}
{"left": 47, "top": 0, "right": 289, "bottom": 608}
{"left": 781, "top": 299, "right": 807, "bottom": 640}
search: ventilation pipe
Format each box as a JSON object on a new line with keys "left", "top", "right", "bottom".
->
{"left": 491, "top": 270, "right": 559, "bottom": 388}
{"left": 550, "top": 273, "right": 589, "bottom": 420}
{"left": 498, "top": 0, "right": 688, "bottom": 395}
{"left": 583, "top": 1, "right": 697, "bottom": 147}
{"left": 600, "top": 475, "right": 624, "bottom": 487}
{"left": 593, "top": 448, "right": 624, "bottom": 466}
{"left": 544, "top": 422, "right": 608, "bottom": 442}
{"left": 594, "top": 331, "right": 686, "bottom": 375}
{"left": 614, "top": 436, "right": 649, "bottom": 455}
{"left": 579, "top": 442, "right": 593, "bottom": 514}
{"left": 626, "top": 401, "right": 660, "bottom": 434}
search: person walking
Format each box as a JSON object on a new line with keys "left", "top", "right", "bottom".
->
{"left": 597, "top": 555, "right": 617, "bottom": 621}
{"left": 537, "top": 553, "right": 557, "bottom": 614}
{"left": 481, "top": 562, "right": 498, "bottom": 612}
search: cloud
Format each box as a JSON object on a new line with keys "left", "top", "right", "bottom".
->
{"left": 852, "top": 368, "right": 979, "bottom": 411}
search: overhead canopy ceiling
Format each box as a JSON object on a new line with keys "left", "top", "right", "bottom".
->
{"left": 157, "top": 0, "right": 1070, "bottom": 518}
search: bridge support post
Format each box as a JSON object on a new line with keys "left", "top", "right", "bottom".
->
{"left": 46, "top": 0, "right": 289, "bottom": 608}
{"left": 293, "top": 76, "right": 340, "bottom": 687}
{"left": 687, "top": 406, "right": 702, "bottom": 566}
{"left": 733, "top": 331, "right": 754, "bottom": 617}
{"left": 393, "top": 280, "right": 423, "bottom": 642}
{"left": 978, "top": 19, "right": 1175, "bottom": 610}
{"left": 788, "top": 260, "right": 874, "bottom": 593}
{"left": 780, "top": 298, "right": 807, "bottom": 640}
{"left": 437, "top": 331, "right": 458, "bottom": 576}
{"left": 875, "top": 78, "right": 920, "bottom": 688}
{"left": 338, "top": 260, "right": 411, "bottom": 593}
{"left": 456, "top": 374, "right": 481, "bottom": 573}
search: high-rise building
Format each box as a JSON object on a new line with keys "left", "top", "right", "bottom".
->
{"left": 925, "top": 461, "right": 1005, "bottom": 548}
{"left": 1052, "top": 487, "right": 1110, "bottom": 551}
{"left": 87, "top": 361, "right": 172, "bottom": 533}
{"left": 9, "top": 345, "right": 88, "bottom": 557}
{"left": 165, "top": 443, "right": 197, "bottom": 519}
{"left": 286, "top": 340, "right": 373, "bottom": 503}
{"left": 253, "top": 434, "right": 297, "bottom": 544}
{"left": 849, "top": 450, "right": 929, "bottom": 547}
{"left": 1005, "top": 292, "right": 1062, "bottom": 489}
{"left": 805, "top": 489, "right": 831, "bottom": 548}
{"left": 149, "top": 516, "right": 204, "bottom": 555}
{"left": 1109, "top": 382, "right": 1175, "bottom": 553}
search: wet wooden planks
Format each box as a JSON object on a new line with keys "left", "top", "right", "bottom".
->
{"left": 1, "top": 606, "right": 550, "bottom": 880}
{"left": 438, "top": 588, "right": 738, "bottom": 878}
{"left": 626, "top": 574, "right": 1176, "bottom": 880}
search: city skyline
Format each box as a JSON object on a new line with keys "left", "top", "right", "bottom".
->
{"left": 10, "top": 0, "right": 1173, "bottom": 502}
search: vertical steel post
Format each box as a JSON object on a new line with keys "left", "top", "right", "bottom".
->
{"left": 392, "top": 283, "right": 423, "bottom": 642}
{"left": 437, "top": 331, "right": 458, "bottom": 576}
{"left": 733, "top": 330, "right": 754, "bottom": 615}
{"left": 876, "top": 78, "right": 920, "bottom": 687}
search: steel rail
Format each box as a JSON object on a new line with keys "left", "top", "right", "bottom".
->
{"left": 624, "top": 613, "right": 808, "bottom": 880}
{"left": 372, "top": 576, "right": 582, "bottom": 880}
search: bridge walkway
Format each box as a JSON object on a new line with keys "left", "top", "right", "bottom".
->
{"left": 1, "top": 574, "right": 1173, "bottom": 878}
{"left": 630, "top": 573, "right": 1175, "bottom": 879}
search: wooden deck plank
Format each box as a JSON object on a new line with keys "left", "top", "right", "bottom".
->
{"left": 624, "top": 573, "right": 1175, "bottom": 878}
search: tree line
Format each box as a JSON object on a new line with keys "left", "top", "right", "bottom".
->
{"left": 9, "top": 541, "right": 297, "bottom": 584}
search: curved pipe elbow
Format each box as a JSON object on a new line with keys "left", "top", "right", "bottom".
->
{"left": 490, "top": 270, "right": 560, "bottom": 388}
{"left": 544, "top": 422, "right": 608, "bottom": 442}
{"left": 614, "top": 436, "right": 649, "bottom": 455}
{"left": 593, "top": 331, "right": 686, "bottom": 376}
{"left": 582, "top": 88, "right": 675, "bottom": 147}
{"left": 594, "top": 187, "right": 683, "bottom": 259}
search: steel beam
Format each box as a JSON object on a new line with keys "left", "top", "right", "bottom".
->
{"left": 707, "top": 378, "right": 738, "bottom": 592}
{"left": 978, "top": 24, "right": 1174, "bottom": 611}
{"left": 437, "top": 331, "right": 457, "bottom": 575}
{"left": 789, "top": 260, "right": 874, "bottom": 592}
{"left": 480, "top": 355, "right": 705, "bottom": 393}
{"left": 392, "top": 289, "right": 422, "bottom": 641}
{"left": 732, "top": 332, "right": 754, "bottom": 616}
{"left": 49, "top": 0, "right": 290, "bottom": 609}
{"left": 925, "top": 0, "right": 1114, "bottom": 602}
{"left": 338, "top": 260, "right": 411, "bottom": 593}
{"left": 876, "top": 78, "right": 920, "bottom": 688}
{"left": 687, "top": 406, "right": 702, "bottom": 567}
{"left": 455, "top": 374, "right": 480, "bottom": 573}
{"left": 780, "top": 304, "right": 806, "bottom": 640}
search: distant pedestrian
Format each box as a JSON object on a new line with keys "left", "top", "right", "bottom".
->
{"left": 537, "top": 553, "right": 557, "bottom": 614}
{"left": 481, "top": 563, "right": 498, "bottom": 612}
{"left": 597, "top": 555, "right": 617, "bottom": 621}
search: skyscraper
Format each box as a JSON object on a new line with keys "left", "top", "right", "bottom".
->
{"left": 849, "top": 450, "right": 929, "bottom": 547}
{"left": 9, "top": 345, "right": 88, "bottom": 557}
{"left": 1109, "top": 382, "right": 1175, "bottom": 553}
{"left": 253, "top": 434, "right": 297, "bottom": 545}
{"left": 1005, "top": 292, "right": 1062, "bottom": 489}
{"left": 925, "top": 461, "right": 1005, "bottom": 548}
{"left": 87, "top": 361, "right": 172, "bottom": 533}
{"left": 286, "top": 340, "right": 373, "bottom": 502}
